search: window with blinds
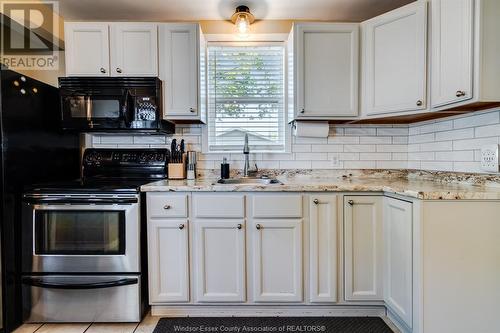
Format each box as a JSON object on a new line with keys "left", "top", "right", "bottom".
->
{"left": 207, "top": 43, "right": 286, "bottom": 152}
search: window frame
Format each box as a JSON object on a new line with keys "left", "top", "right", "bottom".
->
{"left": 202, "top": 35, "right": 291, "bottom": 154}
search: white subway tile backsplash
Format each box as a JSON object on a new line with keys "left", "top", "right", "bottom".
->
{"left": 85, "top": 109, "right": 500, "bottom": 174}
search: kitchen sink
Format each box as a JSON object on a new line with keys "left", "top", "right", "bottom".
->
{"left": 216, "top": 177, "right": 282, "bottom": 185}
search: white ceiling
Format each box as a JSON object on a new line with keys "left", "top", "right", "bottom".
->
{"left": 52, "top": 0, "right": 415, "bottom": 22}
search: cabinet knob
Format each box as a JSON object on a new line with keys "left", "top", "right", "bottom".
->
{"left": 116, "top": 68, "right": 122, "bottom": 73}
{"left": 416, "top": 100, "right": 423, "bottom": 106}
{"left": 163, "top": 204, "right": 171, "bottom": 210}
{"left": 237, "top": 224, "right": 242, "bottom": 230}
{"left": 313, "top": 198, "right": 319, "bottom": 205}
{"left": 179, "top": 224, "right": 185, "bottom": 230}
{"left": 348, "top": 200, "right": 354, "bottom": 206}
{"left": 300, "top": 108, "right": 305, "bottom": 114}
{"left": 256, "top": 224, "right": 262, "bottom": 230}
{"left": 100, "top": 67, "right": 106, "bottom": 74}
{"left": 456, "top": 90, "right": 466, "bottom": 97}
{"left": 189, "top": 108, "right": 196, "bottom": 113}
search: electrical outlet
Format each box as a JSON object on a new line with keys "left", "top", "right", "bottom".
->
{"left": 481, "top": 144, "right": 500, "bottom": 172}
{"left": 330, "top": 153, "right": 342, "bottom": 168}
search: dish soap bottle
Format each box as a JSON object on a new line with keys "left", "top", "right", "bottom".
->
{"left": 221, "top": 157, "right": 230, "bottom": 179}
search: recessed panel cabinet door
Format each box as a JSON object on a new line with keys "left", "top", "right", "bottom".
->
{"left": 193, "top": 220, "right": 246, "bottom": 302}
{"left": 110, "top": 23, "right": 158, "bottom": 76}
{"left": 384, "top": 198, "right": 413, "bottom": 328}
{"left": 431, "top": 0, "right": 474, "bottom": 108}
{"left": 344, "top": 196, "right": 383, "bottom": 301}
{"left": 309, "top": 195, "right": 337, "bottom": 303}
{"left": 64, "top": 22, "right": 110, "bottom": 76}
{"left": 363, "top": 1, "right": 428, "bottom": 115}
{"left": 251, "top": 219, "right": 303, "bottom": 302}
{"left": 148, "top": 219, "right": 189, "bottom": 303}
{"left": 295, "top": 23, "right": 359, "bottom": 118}
{"left": 159, "top": 23, "right": 199, "bottom": 118}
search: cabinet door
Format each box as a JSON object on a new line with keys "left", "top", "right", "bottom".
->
{"left": 64, "top": 22, "right": 110, "bottom": 76}
{"left": 384, "top": 198, "right": 413, "bottom": 328}
{"left": 344, "top": 196, "right": 383, "bottom": 301}
{"left": 148, "top": 219, "right": 189, "bottom": 303}
{"left": 295, "top": 23, "right": 359, "bottom": 118}
{"left": 110, "top": 23, "right": 158, "bottom": 76}
{"left": 159, "top": 23, "right": 199, "bottom": 118}
{"left": 363, "top": 2, "right": 427, "bottom": 115}
{"left": 309, "top": 195, "right": 337, "bottom": 303}
{"left": 252, "top": 219, "right": 303, "bottom": 302}
{"left": 193, "top": 220, "right": 246, "bottom": 302}
{"left": 431, "top": 0, "right": 474, "bottom": 108}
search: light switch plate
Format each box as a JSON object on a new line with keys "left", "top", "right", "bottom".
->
{"left": 481, "top": 144, "right": 500, "bottom": 172}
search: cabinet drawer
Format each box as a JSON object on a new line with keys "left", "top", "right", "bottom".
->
{"left": 252, "top": 195, "right": 303, "bottom": 218}
{"left": 193, "top": 194, "right": 245, "bottom": 218}
{"left": 147, "top": 193, "right": 188, "bottom": 218}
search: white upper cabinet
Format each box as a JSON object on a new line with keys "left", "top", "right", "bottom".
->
{"left": 110, "top": 23, "right": 158, "bottom": 76}
{"left": 159, "top": 23, "right": 204, "bottom": 121}
{"left": 383, "top": 198, "right": 413, "bottom": 329}
{"left": 293, "top": 23, "right": 359, "bottom": 119}
{"left": 362, "top": 1, "right": 428, "bottom": 116}
{"left": 431, "top": 0, "right": 500, "bottom": 110}
{"left": 64, "top": 22, "right": 110, "bottom": 76}
{"left": 344, "top": 196, "right": 384, "bottom": 301}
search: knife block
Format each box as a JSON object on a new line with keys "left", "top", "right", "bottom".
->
{"left": 168, "top": 162, "right": 185, "bottom": 180}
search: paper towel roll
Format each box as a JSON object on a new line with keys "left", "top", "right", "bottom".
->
{"left": 293, "top": 121, "right": 329, "bottom": 138}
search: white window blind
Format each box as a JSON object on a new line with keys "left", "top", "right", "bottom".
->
{"left": 207, "top": 43, "right": 286, "bottom": 152}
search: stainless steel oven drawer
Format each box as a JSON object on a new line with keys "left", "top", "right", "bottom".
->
{"left": 22, "top": 275, "right": 141, "bottom": 322}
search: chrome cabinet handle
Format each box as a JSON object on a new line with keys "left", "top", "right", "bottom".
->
{"left": 179, "top": 224, "right": 185, "bottom": 230}
{"left": 237, "top": 224, "right": 242, "bottom": 230}
{"left": 456, "top": 90, "right": 466, "bottom": 97}
{"left": 348, "top": 200, "right": 354, "bottom": 206}
{"left": 189, "top": 108, "right": 196, "bottom": 113}
{"left": 256, "top": 224, "right": 262, "bottom": 230}
{"left": 416, "top": 100, "right": 423, "bottom": 106}
{"left": 100, "top": 67, "right": 106, "bottom": 74}
{"left": 313, "top": 198, "right": 319, "bottom": 205}
{"left": 163, "top": 204, "right": 171, "bottom": 210}
{"left": 116, "top": 68, "right": 122, "bottom": 73}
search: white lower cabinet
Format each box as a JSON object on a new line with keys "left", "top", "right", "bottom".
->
{"left": 193, "top": 219, "right": 246, "bottom": 302}
{"left": 344, "top": 196, "right": 384, "bottom": 301}
{"left": 148, "top": 219, "right": 189, "bottom": 303}
{"left": 309, "top": 194, "right": 338, "bottom": 303}
{"left": 251, "top": 219, "right": 303, "bottom": 302}
{"left": 384, "top": 197, "right": 413, "bottom": 329}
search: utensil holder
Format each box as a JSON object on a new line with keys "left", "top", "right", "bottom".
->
{"left": 168, "top": 163, "right": 186, "bottom": 180}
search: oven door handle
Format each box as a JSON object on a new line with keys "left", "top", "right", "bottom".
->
{"left": 23, "top": 197, "right": 138, "bottom": 205}
{"left": 22, "top": 277, "right": 138, "bottom": 290}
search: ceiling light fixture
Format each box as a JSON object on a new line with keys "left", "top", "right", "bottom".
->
{"left": 231, "top": 5, "right": 255, "bottom": 35}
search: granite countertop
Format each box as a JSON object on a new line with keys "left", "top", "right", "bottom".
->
{"left": 140, "top": 169, "right": 500, "bottom": 200}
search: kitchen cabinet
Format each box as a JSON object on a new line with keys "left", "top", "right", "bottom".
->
{"left": 309, "top": 195, "right": 338, "bottom": 303}
{"left": 65, "top": 22, "right": 158, "bottom": 77}
{"left": 251, "top": 219, "right": 303, "bottom": 302}
{"left": 64, "top": 22, "right": 110, "bottom": 76}
{"left": 361, "top": 2, "right": 427, "bottom": 116}
{"left": 344, "top": 196, "right": 383, "bottom": 301}
{"left": 193, "top": 220, "right": 246, "bottom": 302}
{"left": 147, "top": 218, "right": 189, "bottom": 303}
{"left": 383, "top": 198, "right": 413, "bottom": 329}
{"left": 431, "top": 0, "right": 500, "bottom": 110}
{"left": 159, "top": 23, "right": 206, "bottom": 122}
{"left": 110, "top": 23, "right": 158, "bottom": 76}
{"left": 292, "top": 23, "right": 359, "bottom": 119}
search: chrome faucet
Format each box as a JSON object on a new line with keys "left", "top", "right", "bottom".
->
{"left": 243, "top": 133, "right": 257, "bottom": 177}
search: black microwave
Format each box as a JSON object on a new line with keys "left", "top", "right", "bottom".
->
{"left": 58, "top": 77, "right": 174, "bottom": 133}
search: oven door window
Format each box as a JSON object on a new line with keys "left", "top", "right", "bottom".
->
{"left": 34, "top": 210, "right": 125, "bottom": 255}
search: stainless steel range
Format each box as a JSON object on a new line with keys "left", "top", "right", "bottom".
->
{"left": 21, "top": 148, "right": 169, "bottom": 323}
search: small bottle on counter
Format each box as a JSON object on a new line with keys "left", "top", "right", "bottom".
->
{"left": 221, "top": 157, "right": 230, "bottom": 179}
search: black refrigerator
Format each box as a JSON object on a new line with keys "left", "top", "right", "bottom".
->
{"left": 0, "top": 69, "right": 80, "bottom": 332}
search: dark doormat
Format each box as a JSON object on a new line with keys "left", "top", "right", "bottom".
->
{"left": 153, "top": 317, "right": 394, "bottom": 333}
